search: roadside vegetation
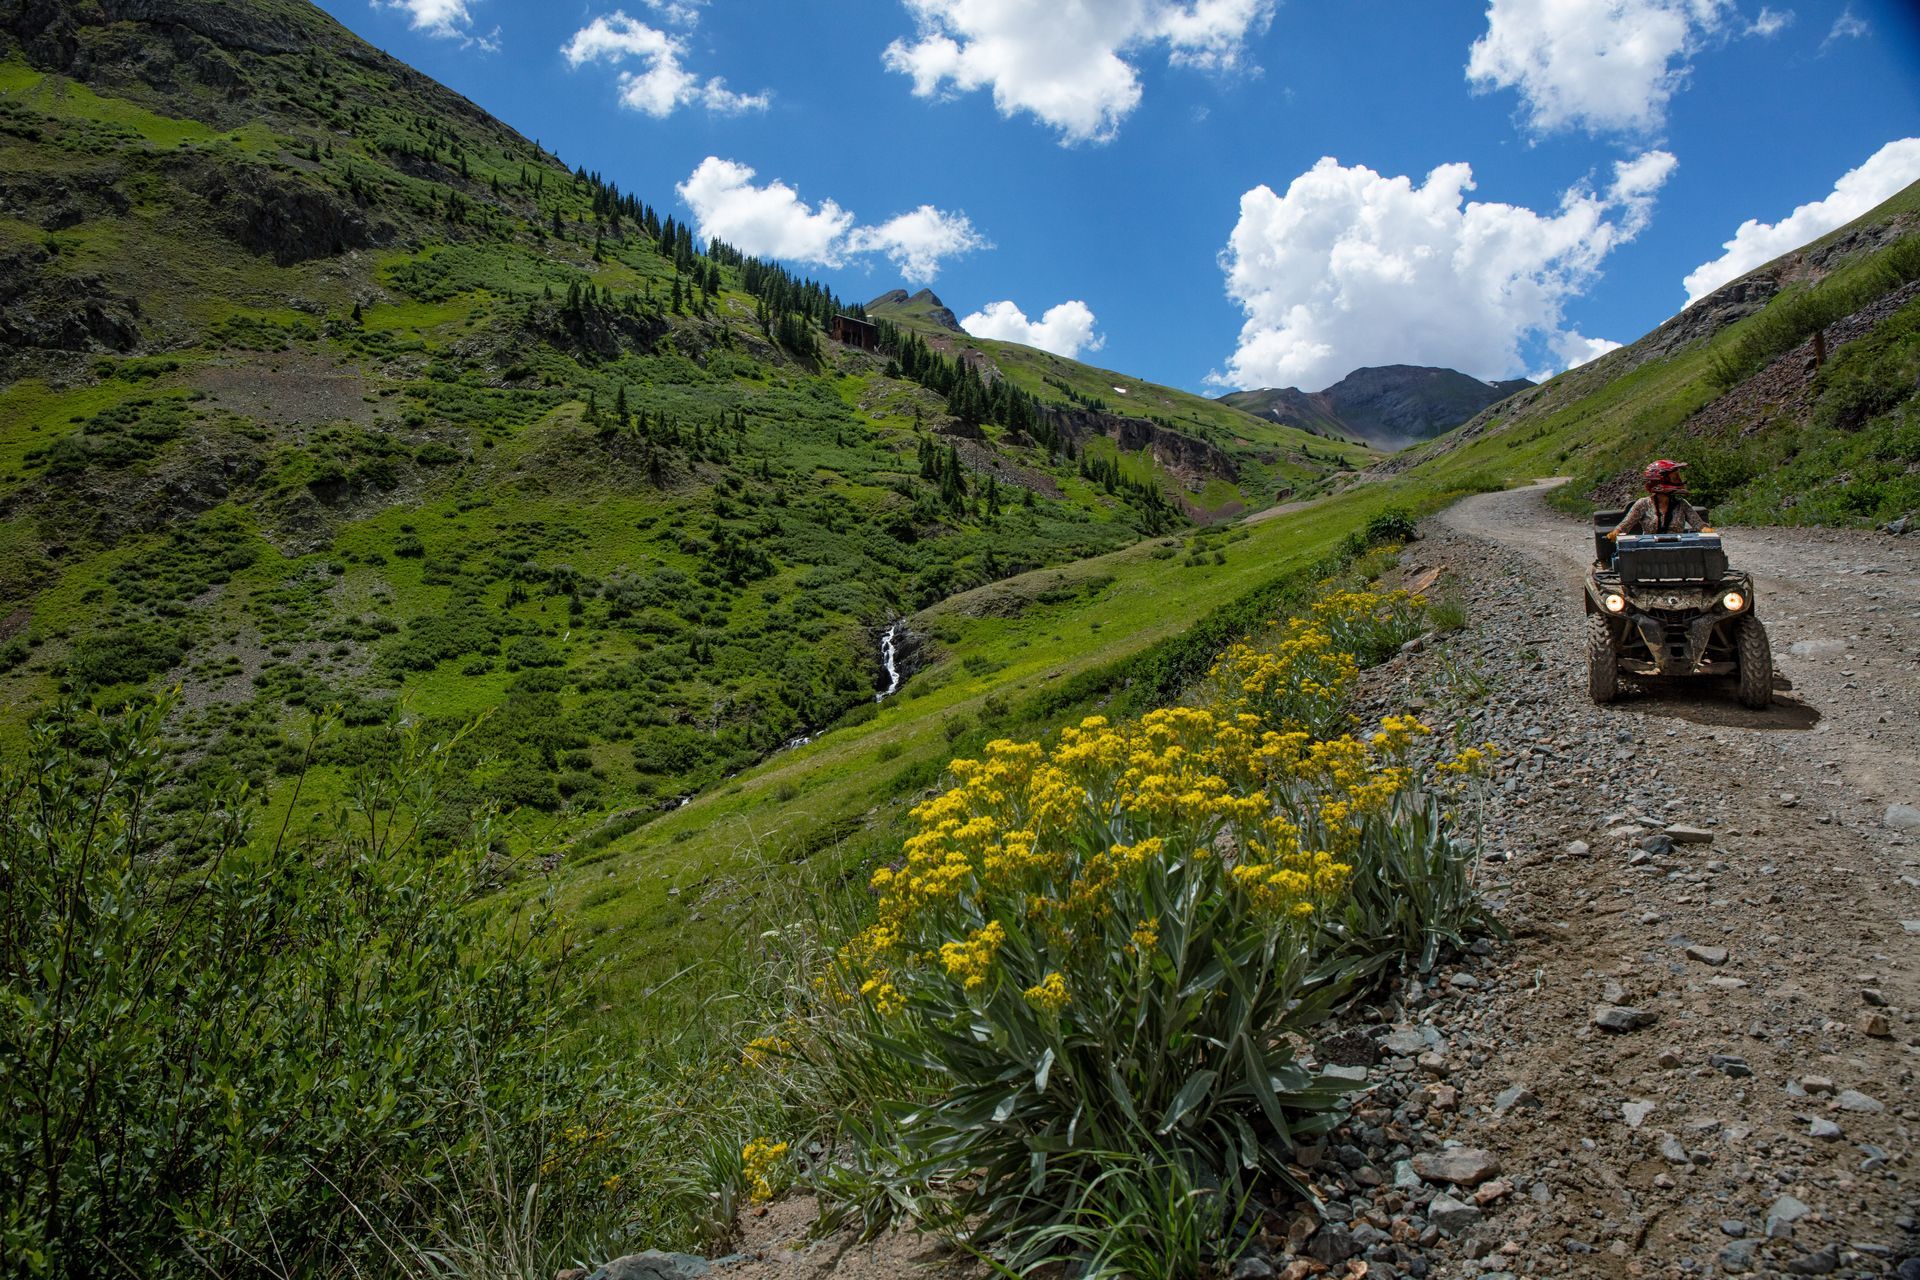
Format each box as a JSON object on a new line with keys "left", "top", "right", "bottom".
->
{"left": 2, "top": 556, "right": 1497, "bottom": 1276}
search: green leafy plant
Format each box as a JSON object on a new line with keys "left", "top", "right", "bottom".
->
{"left": 0, "top": 698, "right": 630, "bottom": 1277}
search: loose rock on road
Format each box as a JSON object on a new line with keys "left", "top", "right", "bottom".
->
{"left": 1358, "top": 480, "right": 1920, "bottom": 1276}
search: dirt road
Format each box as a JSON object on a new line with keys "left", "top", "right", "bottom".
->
{"left": 1381, "top": 480, "right": 1920, "bottom": 1276}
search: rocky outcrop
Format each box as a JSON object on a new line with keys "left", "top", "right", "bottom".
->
{"left": 188, "top": 155, "right": 393, "bottom": 265}
{"left": 0, "top": 248, "right": 140, "bottom": 354}
{"left": 1038, "top": 406, "right": 1238, "bottom": 488}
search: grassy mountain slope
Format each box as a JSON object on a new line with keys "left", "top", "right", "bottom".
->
{"left": 0, "top": 0, "right": 1382, "bottom": 859}
{"left": 552, "top": 175, "right": 1920, "bottom": 1026}
{"left": 6, "top": 0, "right": 1915, "bottom": 1056}
{"left": 866, "top": 288, "right": 1378, "bottom": 514}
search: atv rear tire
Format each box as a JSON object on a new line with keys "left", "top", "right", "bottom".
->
{"left": 1587, "top": 614, "right": 1619, "bottom": 704}
{"left": 1735, "top": 615, "right": 1773, "bottom": 709}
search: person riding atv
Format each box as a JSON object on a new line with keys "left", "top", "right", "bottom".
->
{"left": 1585, "top": 459, "right": 1773, "bottom": 708}
{"left": 1608, "top": 459, "right": 1706, "bottom": 539}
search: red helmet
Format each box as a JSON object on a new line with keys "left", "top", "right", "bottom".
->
{"left": 1643, "top": 459, "right": 1689, "bottom": 494}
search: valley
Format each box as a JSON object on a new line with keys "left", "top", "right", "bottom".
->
{"left": 2, "top": 2, "right": 1918, "bottom": 1276}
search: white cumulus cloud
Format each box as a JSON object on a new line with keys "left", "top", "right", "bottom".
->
{"left": 883, "top": 0, "right": 1274, "bottom": 145}
{"left": 848, "top": 206, "right": 993, "bottom": 285}
{"left": 961, "top": 299, "right": 1104, "bottom": 359}
{"left": 373, "top": 0, "right": 498, "bottom": 49}
{"left": 1214, "top": 151, "right": 1677, "bottom": 392}
{"left": 676, "top": 158, "right": 988, "bottom": 284}
{"left": 1466, "top": 0, "right": 1729, "bottom": 135}
{"left": 1682, "top": 137, "right": 1920, "bottom": 306}
{"left": 1749, "top": 6, "right": 1793, "bottom": 36}
{"left": 563, "top": 11, "right": 768, "bottom": 117}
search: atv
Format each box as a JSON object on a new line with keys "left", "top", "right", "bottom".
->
{"left": 1583, "top": 510, "right": 1772, "bottom": 709}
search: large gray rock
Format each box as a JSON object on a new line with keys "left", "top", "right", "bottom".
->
{"left": 1593, "top": 1004, "right": 1657, "bottom": 1032}
{"left": 1307, "top": 1223, "right": 1361, "bottom": 1265}
{"left": 1885, "top": 803, "right": 1920, "bottom": 833}
{"left": 1427, "top": 1191, "right": 1483, "bottom": 1235}
{"left": 588, "top": 1251, "right": 712, "bottom": 1280}
{"left": 1766, "top": 1194, "right": 1811, "bottom": 1238}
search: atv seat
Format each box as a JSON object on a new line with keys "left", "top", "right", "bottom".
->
{"left": 1592, "top": 507, "right": 1710, "bottom": 562}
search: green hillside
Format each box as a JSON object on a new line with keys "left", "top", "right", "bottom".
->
{"left": 8, "top": 1, "right": 1920, "bottom": 1272}
{"left": 0, "top": 1, "right": 1379, "bottom": 859}
{"left": 5, "top": 0, "right": 1913, "bottom": 1028}
{"left": 866, "top": 288, "right": 1379, "bottom": 514}
{"left": 558, "top": 172, "right": 1920, "bottom": 1026}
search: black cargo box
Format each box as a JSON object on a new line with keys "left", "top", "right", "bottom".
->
{"left": 1615, "top": 534, "right": 1726, "bottom": 585}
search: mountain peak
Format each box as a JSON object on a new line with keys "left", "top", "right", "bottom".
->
{"left": 867, "top": 287, "right": 963, "bottom": 332}
{"left": 1219, "top": 364, "right": 1532, "bottom": 449}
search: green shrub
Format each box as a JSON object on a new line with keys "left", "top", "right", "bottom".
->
{"left": 65, "top": 624, "right": 186, "bottom": 689}
{"left": 0, "top": 700, "right": 629, "bottom": 1277}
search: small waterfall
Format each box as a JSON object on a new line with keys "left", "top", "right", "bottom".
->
{"left": 875, "top": 621, "right": 904, "bottom": 702}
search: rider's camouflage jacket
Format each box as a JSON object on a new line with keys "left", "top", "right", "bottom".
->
{"left": 1612, "top": 495, "right": 1705, "bottom": 536}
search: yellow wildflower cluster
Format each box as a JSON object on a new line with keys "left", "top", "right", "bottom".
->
{"left": 939, "top": 921, "right": 1006, "bottom": 989}
{"left": 1210, "top": 620, "right": 1358, "bottom": 733}
{"left": 741, "top": 1035, "right": 787, "bottom": 1067}
{"left": 859, "top": 974, "right": 906, "bottom": 1015}
{"left": 1023, "top": 971, "right": 1071, "bottom": 1012}
{"left": 1435, "top": 742, "right": 1500, "bottom": 777}
{"left": 826, "top": 583, "right": 1491, "bottom": 1029}
{"left": 741, "top": 1138, "right": 788, "bottom": 1204}
{"left": 1311, "top": 587, "right": 1427, "bottom": 651}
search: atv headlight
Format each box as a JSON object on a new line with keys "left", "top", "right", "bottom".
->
{"left": 1603, "top": 592, "right": 1626, "bottom": 614}
{"left": 1721, "top": 590, "right": 1746, "bottom": 612}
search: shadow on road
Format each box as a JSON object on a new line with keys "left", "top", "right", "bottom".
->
{"left": 1614, "top": 689, "right": 1822, "bottom": 731}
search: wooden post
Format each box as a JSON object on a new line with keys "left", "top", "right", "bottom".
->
{"left": 1813, "top": 328, "right": 1827, "bottom": 368}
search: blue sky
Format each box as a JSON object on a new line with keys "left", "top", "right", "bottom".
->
{"left": 316, "top": 0, "right": 1920, "bottom": 394}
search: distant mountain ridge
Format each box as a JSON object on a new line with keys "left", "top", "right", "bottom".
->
{"left": 1220, "top": 365, "right": 1533, "bottom": 450}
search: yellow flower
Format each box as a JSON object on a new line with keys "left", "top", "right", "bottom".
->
{"left": 1023, "top": 971, "right": 1071, "bottom": 1013}
{"left": 741, "top": 1139, "right": 789, "bottom": 1203}
{"left": 1130, "top": 916, "right": 1160, "bottom": 954}
{"left": 742, "top": 1033, "right": 793, "bottom": 1067}
{"left": 859, "top": 975, "right": 906, "bottom": 1016}
{"left": 939, "top": 921, "right": 1006, "bottom": 990}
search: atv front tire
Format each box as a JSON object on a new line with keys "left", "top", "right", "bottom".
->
{"left": 1735, "top": 614, "right": 1773, "bottom": 709}
{"left": 1587, "top": 614, "right": 1619, "bottom": 704}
